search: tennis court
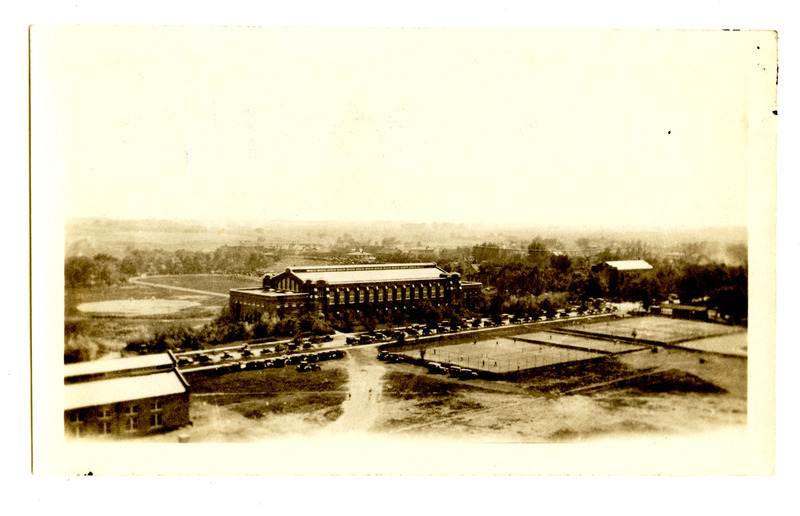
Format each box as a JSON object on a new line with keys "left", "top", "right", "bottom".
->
{"left": 514, "top": 332, "right": 647, "bottom": 354}
{"left": 568, "top": 316, "right": 743, "bottom": 344}
{"left": 399, "top": 338, "right": 604, "bottom": 374}
{"left": 671, "top": 331, "right": 748, "bottom": 357}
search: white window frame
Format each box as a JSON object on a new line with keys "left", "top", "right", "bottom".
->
{"left": 124, "top": 405, "right": 138, "bottom": 432}
{"left": 69, "top": 412, "right": 83, "bottom": 437}
{"left": 124, "top": 416, "right": 137, "bottom": 432}
{"left": 150, "top": 412, "right": 163, "bottom": 429}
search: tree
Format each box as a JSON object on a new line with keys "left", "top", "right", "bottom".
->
{"left": 527, "top": 239, "right": 552, "bottom": 268}
{"left": 65, "top": 256, "right": 96, "bottom": 288}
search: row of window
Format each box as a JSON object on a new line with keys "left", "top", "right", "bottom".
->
{"left": 68, "top": 401, "right": 164, "bottom": 437}
{"left": 239, "top": 300, "right": 301, "bottom": 309}
{"left": 276, "top": 279, "right": 297, "bottom": 290}
{"left": 327, "top": 285, "right": 448, "bottom": 305}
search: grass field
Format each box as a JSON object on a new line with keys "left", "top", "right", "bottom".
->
{"left": 400, "top": 338, "right": 604, "bottom": 374}
{"left": 142, "top": 274, "right": 262, "bottom": 294}
{"left": 514, "top": 332, "right": 647, "bottom": 354}
{"left": 569, "top": 316, "right": 743, "bottom": 344}
{"left": 185, "top": 363, "right": 347, "bottom": 420}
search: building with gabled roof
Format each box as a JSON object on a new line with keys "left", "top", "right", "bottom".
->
{"left": 229, "top": 262, "right": 482, "bottom": 321}
{"left": 592, "top": 259, "right": 654, "bottom": 295}
{"left": 600, "top": 259, "right": 653, "bottom": 272}
{"left": 64, "top": 351, "right": 190, "bottom": 439}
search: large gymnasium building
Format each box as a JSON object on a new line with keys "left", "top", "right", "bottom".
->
{"left": 230, "top": 262, "right": 482, "bottom": 321}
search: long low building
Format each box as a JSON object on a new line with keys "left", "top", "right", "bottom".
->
{"left": 230, "top": 262, "right": 482, "bottom": 321}
{"left": 64, "top": 351, "right": 190, "bottom": 439}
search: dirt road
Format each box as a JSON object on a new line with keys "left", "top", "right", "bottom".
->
{"left": 327, "top": 348, "right": 386, "bottom": 434}
{"left": 128, "top": 277, "right": 229, "bottom": 298}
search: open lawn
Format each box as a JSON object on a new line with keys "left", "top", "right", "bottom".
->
{"left": 184, "top": 364, "right": 347, "bottom": 420}
{"left": 143, "top": 274, "right": 262, "bottom": 294}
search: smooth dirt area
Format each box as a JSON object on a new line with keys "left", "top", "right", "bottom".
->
{"left": 77, "top": 298, "right": 201, "bottom": 316}
{"left": 672, "top": 332, "right": 748, "bottom": 357}
{"left": 326, "top": 347, "right": 386, "bottom": 434}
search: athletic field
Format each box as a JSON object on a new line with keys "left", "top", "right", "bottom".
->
{"left": 568, "top": 316, "right": 743, "bottom": 344}
{"left": 514, "top": 332, "right": 647, "bottom": 354}
{"left": 399, "top": 338, "right": 604, "bottom": 375}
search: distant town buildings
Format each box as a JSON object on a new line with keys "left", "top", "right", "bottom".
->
{"left": 344, "top": 249, "right": 377, "bottom": 263}
{"left": 230, "top": 262, "right": 482, "bottom": 321}
{"left": 64, "top": 352, "right": 190, "bottom": 438}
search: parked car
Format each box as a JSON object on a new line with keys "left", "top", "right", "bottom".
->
{"left": 458, "top": 369, "right": 479, "bottom": 380}
{"left": 426, "top": 362, "right": 447, "bottom": 375}
{"left": 297, "top": 362, "right": 320, "bottom": 372}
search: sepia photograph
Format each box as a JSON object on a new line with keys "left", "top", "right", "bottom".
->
{"left": 29, "top": 23, "right": 778, "bottom": 476}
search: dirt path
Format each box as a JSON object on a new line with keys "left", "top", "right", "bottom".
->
{"left": 128, "top": 277, "right": 229, "bottom": 298}
{"left": 327, "top": 348, "right": 386, "bottom": 434}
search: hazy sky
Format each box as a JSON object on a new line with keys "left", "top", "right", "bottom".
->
{"left": 32, "top": 27, "right": 776, "bottom": 228}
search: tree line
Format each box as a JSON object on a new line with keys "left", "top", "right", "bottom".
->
{"left": 65, "top": 246, "right": 282, "bottom": 288}
{"left": 467, "top": 239, "right": 747, "bottom": 324}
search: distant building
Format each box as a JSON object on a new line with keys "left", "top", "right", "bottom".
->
{"left": 592, "top": 259, "right": 653, "bottom": 294}
{"left": 230, "top": 262, "right": 482, "bottom": 321}
{"left": 595, "top": 260, "right": 653, "bottom": 272}
{"left": 653, "top": 303, "right": 709, "bottom": 321}
{"left": 64, "top": 352, "right": 190, "bottom": 439}
{"left": 344, "top": 249, "right": 377, "bottom": 263}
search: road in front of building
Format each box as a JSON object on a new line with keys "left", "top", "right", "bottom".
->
{"left": 326, "top": 347, "right": 386, "bottom": 434}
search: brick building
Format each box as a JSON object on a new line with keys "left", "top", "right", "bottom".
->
{"left": 64, "top": 352, "right": 190, "bottom": 439}
{"left": 230, "top": 262, "right": 482, "bottom": 321}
